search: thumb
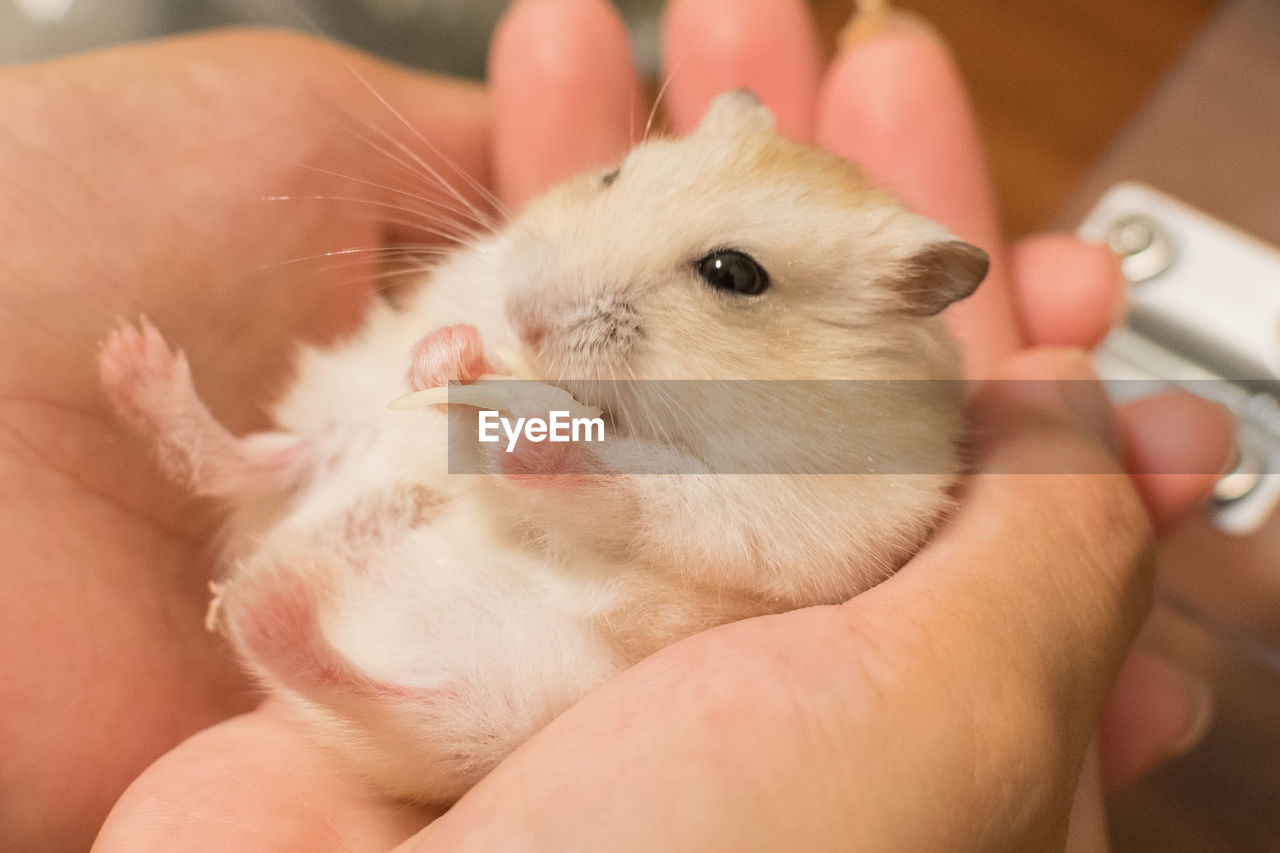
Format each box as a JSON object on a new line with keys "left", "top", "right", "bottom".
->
{"left": 870, "top": 348, "right": 1151, "bottom": 695}
{"left": 849, "top": 348, "right": 1153, "bottom": 842}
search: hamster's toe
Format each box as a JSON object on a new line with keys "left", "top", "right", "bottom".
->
{"left": 408, "top": 324, "right": 493, "bottom": 390}
{"left": 98, "top": 316, "right": 192, "bottom": 432}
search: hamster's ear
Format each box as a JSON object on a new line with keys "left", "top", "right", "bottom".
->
{"left": 895, "top": 240, "right": 989, "bottom": 316}
{"left": 697, "top": 89, "right": 777, "bottom": 138}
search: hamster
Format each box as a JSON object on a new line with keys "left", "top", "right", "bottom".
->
{"left": 98, "top": 90, "right": 988, "bottom": 805}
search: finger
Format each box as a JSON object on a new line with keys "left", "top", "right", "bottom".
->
{"left": 9, "top": 31, "right": 492, "bottom": 410}
{"left": 816, "top": 26, "right": 1018, "bottom": 376}
{"left": 93, "top": 704, "right": 434, "bottom": 852}
{"left": 965, "top": 348, "right": 1122, "bottom": 459}
{"left": 490, "top": 0, "right": 642, "bottom": 209}
{"left": 1010, "top": 234, "right": 1125, "bottom": 349}
{"left": 1097, "top": 648, "right": 1214, "bottom": 792}
{"left": 864, "top": 349, "right": 1152, "bottom": 769}
{"left": 661, "top": 0, "right": 821, "bottom": 140}
{"left": 1118, "top": 393, "right": 1236, "bottom": 531}
{"left": 964, "top": 354, "right": 1232, "bottom": 531}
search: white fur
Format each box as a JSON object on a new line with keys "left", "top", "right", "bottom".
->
{"left": 211, "top": 91, "right": 980, "bottom": 804}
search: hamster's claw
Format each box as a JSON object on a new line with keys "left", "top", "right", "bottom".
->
{"left": 408, "top": 324, "right": 493, "bottom": 391}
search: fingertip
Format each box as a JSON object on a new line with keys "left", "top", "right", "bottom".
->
{"left": 1098, "top": 649, "right": 1214, "bottom": 791}
{"left": 662, "top": 0, "right": 820, "bottom": 140}
{"left": 816, "top": 27, "right": 1018, "bottom": 375}
{"left": 867, "top": 345, "right": 1152, "bottom": 778}
{"left": 990, "top": 346, "right": 1099, "bottom": 382}
{"left": 1011, "top": 234, "right": 1125, "bottom": 349}
{"left": 837, "top": 6, "right": 941, "bottom": 50}
{"left": 491, "top": 0, "right": 641, "bottom": 208}
{"left": 816, "top": 28, "right": 988, "bottom": 236}
{"left": 1120, "top": 394, "right": 1237, "bottom": 528}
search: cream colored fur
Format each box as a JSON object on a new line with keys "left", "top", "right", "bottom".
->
{"left": 201, "top": 91, "right": 982, "bottom": 804}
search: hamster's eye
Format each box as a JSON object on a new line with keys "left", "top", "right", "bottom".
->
{"left": 602, "top": 168, "right": 620, "bottom": 187}
{"left": 696, "top": 250, "right": 769, "bottom": 296}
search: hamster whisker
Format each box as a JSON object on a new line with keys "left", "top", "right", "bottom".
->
{"left": 644, "top": 52, "right": 690, "bottom": 143}
{"left": 279, "top": 157, "right": 492, "bottom": 234}
{"left": 366, "top": 213, "right": 488, "bottom": 249}
{"left": 300, "top": 262, "right": 436, "bottom": 299}
{"left": 261, "top": 195, "right": 487, "bottom": 249}
{"left": 253, "top": 249, "right": 438, "bottom": 296}
{"left": 637, "top": 372, "right": 682, "bottom": 450}
{"left": 268, "top": 246, "right": 447, "bottom": 277}
{"left": 341, "top": 203, "right": 489, "bottom": 247}
{"left": 257, "top": 245, "right": 429, "bottom": 271}
{"left": 615, "top": 393, "right": 636, "bottom": 442}
{"left": 627, "top": 76, "right": 637, "bottom": 149}
{"left": 326, "top": 60, "right": 511, "bottom": 226}
{"left": 618, "top": 362, "right": 664, "bottom": 447}
{"left": 332, "top": 118, "right": 501, "bottom": 233}
{"left": 813, "top": 317, "right": 865, "bottom": 332}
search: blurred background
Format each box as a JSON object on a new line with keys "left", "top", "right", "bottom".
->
{"left": 0, "top": 0, "right": 1222, "bottom": 237}
{"left": 8, "top": 2, "right": 1280, "bottom": 851}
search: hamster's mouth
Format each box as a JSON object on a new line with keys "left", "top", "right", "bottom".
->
{"left": 501, "top": 341, "right": 687, "bottom": 444}
{"left": 499, "top": 346, "right": 628, "bottom": 437}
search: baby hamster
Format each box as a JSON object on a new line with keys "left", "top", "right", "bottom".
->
{"left": 98, "top": 90, "right": 987, "bottom": 804}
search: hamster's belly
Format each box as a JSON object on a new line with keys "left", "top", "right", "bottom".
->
{"left": 223, "top": 478, "right": 625, "bottom": 802}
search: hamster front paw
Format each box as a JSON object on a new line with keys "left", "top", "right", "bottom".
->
{"left": 408, "top": 324, "right": 493, "bottom": 391}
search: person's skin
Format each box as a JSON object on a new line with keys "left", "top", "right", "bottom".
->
{"left": 0, "top": 0, "right": 1228, "bottom": 850}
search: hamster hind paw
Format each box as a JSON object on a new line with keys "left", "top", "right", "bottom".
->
{"left": 98, "top": 316, "right": 311, "bottom": 497}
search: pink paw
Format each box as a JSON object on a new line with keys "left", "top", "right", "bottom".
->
{"left": 408, "top": 324, "right": 493, "bottom": 391}
{"left": 98, "top": 316, "right": 192, "bottom": 432}
{"left": 98, "top": 316, "right": 309, "bottom": 495}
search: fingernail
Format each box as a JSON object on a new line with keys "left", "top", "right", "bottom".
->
{"left": 839, "top": 5, "right": 940, "bottom": 50}
{"left": 1168, "top": 669, "right": 1215, "bottom": 758}
{"left": 1085, "top": 237, "right": 1131, "bottom": 329}
{"left": 1108, "top": 259, "right": 1130, "bottom": 330}
{"left": 1213, "top": 405, "right": 1242, "bottom": 477}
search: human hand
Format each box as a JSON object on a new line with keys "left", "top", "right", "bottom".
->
{"left": 1, "top": 0, "right": 649, "bottom": 845}
{"left": 405, "top": 2, "right": 1230, "bottom": 851}
{"left": 0, "top": 20, "right": 616, "bottom": 851}
{"left": 0, "top": 1, "right": 1225, "bottom": 851}
{"left": 405, "top": 347, "right": 1177, "bottom": 852}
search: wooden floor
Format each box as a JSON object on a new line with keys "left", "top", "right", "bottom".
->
{"left": 810, "top": 0, "right": 1224, "bottom": 237}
